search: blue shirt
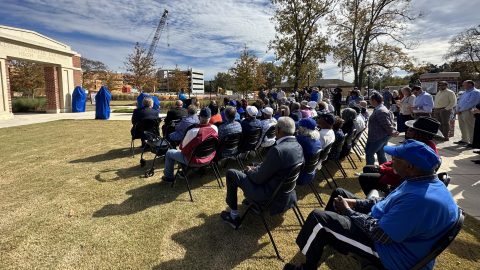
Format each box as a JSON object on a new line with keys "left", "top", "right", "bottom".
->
{"left": 221, "top": 111, "right": 240, "bottom": 122}
{"left": 295, "top": 135, "right": 321, "bottom": 185}
{"left": 371, "top": 176, "right": 458, "bottom": 270}
{"left": 413, "top": 91, "right": 434, "bottom": 113}
{"left": 168, "top": 115, "right": 199, "bottom": 142}
{"left": 310, "top": 91, "right": 319, "bottom": 102}
{"left": 457, "top": 88, "right": 480, "bottom": 112}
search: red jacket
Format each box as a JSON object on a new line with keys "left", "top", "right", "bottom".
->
{"left": 379, "top": 140, "right": 438, "bottom": 187}
{"left": 180, "top": 124, "right": 218, "bottom": 165}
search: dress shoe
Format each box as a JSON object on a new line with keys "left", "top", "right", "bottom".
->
{"left": 473, "top": 150, "right": 480, "bottom": 154}
{"left": 454, "top": 140, "right": 467, "bottom": 145}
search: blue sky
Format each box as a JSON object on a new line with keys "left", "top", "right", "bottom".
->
{"left": 0, "top": 0, "right": 478, "bottom": 81}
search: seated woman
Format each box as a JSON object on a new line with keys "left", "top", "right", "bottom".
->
{"left": 358, "top": 117, "right": 442, "bottom": 196}
{"left": 338, "top": 108, "right": 357, "bottom": 159}
{"left": 208, "top": 101, "right": 223, "bottom": 125}
{"left": 296, "top": 118, "right": 322, "bottom": 185}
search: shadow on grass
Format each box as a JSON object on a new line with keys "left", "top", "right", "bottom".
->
{"left": 70, "top": 147, "right": 132, "bottom": 163}
{"left": 446, "top": 215, "right": 480, "bottom": 261}
{"left": 152, "top": 213, "right": 287, "bottom": 270}
{"left": 93, "top": 173, "right": 223, "bottom": 217}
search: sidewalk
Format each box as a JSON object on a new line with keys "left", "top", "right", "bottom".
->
{"left": 0, "top": 111, "right": 166, "bottom": 129}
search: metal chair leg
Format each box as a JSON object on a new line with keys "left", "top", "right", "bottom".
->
{"left": 184, "top": 171, "right": 194, "bottom": 202}
{"left": 131, "top": 139, "right": 135, "bottom": 157}
{"left": 292, "top": 205, "right": 304, "bottom": 226}
{"left": 335, "top": 160, "right": 347, "bottom": 178}
{"left": 320, "top": 169, "right": 333, "bottom": 189}
{"left": 324, "top": 166, "right": 338, "bottom": 188}
{"left": 294, "top": 203, "right": 305, "bottom": 224}
{"left": 259, "top": 214, "right": 282, "bottom": 260}
{"left": 347, "top": 154, "right": 358, "bottom": 169}
{"left": 308, "top": 182, "right": 325, "bottom": 207}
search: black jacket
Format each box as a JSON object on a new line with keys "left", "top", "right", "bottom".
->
{"left": 131, "top": 107, "right": 159, "bottom": 125}
{"left": 164, "top": 107, "right": 188, "bottom": 125}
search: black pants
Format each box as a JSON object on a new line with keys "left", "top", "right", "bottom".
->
{"left": 358, "top": 165, "right": 389, "bottom": 196}
{"left": 473, "top": 115, "right": 480, "bottom": 148}
{"left": 296, "top": 188, "right": 383, "bottom": 270}
{"left": 334, "top": 103, "right": 341, "bottom": 116}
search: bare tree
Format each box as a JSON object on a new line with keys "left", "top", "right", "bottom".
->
{"left": 270, "top": 0, "right": 335, "bottom": 90}
{"left": 330, "top": 0, "right": 418, "bottom": 88}
{"left": 446, "top": 25, "right": 480, "bottom": 76}
{"left": 124, "top": 42, "right": 157, "bottom": 92}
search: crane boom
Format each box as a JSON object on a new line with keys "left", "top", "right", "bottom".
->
{"left": 146, "top": 9, "right": 168, "bottom": 60}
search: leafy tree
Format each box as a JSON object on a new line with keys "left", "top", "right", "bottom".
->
{"left": 212, "top": 72, "right": 234, "bottom": 93}
{"left": 169, "top": 68, "right": 189, "bottom": 93}
{"left": 446, "top": 25, "right": 480, "bottom": 75}
{"left": 330, "top": 0, "right": 418, "bottom": 88}
{"left": 270, "top": 0, "right": 334, "bottom": 90}
{"left": 259, "top": 62, "right": 282, "bottom": 89}
{"left": 8, "top": 60, "right": 45, "bottom": 98}
{"left": 124, "top": 42, "right": 157, "bottom": 91}
{"left": 230, "top": 46, "right": 264, "bottom": 98}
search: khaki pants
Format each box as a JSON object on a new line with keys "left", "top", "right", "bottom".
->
{"left": 433, "top": 109, "right": 451, "bottom": 139}
{"left": 458, "top": 110, "right": 475, "bottom": 143}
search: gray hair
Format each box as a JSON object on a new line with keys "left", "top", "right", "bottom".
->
{"left": 187, "top": 105, "right": 197, "bottom": 115}
{"left": 297, "top": 126, "right": 320, "bottom": 140}
{"left": 341, "top": 108, "right": 357, "bottom": 121}
{"left": 142, "top": 97, "right": 153, "bottom": 108}
{"left": 277, "top": 117, "right": 296, "bottom": 136}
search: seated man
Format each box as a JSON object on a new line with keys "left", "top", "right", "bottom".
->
{"left": 296, "top": 118, "right": 322, "bottom": 185}
{"left": 316, "top": 113, "right": 336, "bottom": 149}
{"left": 218, "top": 106, "right": 243, "bottom": 157}
{"left": 168, "top": 105, "right": 199, "bottom": 144}
{"left": 286, "top": 140, "right": 458, "bottom": 270}
{"left": 239, "top": 106, "right": 262, "bottom": 150}
{"left": 162, "top": 108, "right": 218, "bottom": 182}
{"left": 162, "top": 100, "right": 187, "bottom": 136}
{"left": 220, "top": 117, "right": 304, "bottom": 228}
{"left": 258, "top": 107, "right": 277, "bottom": 148}
{"left": 359, "top": 117, "right": 442, "bottom": 196}
{"left": 208, "top": 100, "right": 223, "bottom": 125}
{"left": 131, "top": 97, "right": 160, "bottom": 144}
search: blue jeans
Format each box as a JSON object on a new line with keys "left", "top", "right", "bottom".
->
{"left": 365, "top": 136, "right": 390, "bottom": 165}
{"left": 164, "top": 149, "right": 187, "bottom": 179}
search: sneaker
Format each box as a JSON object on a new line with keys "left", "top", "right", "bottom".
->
{"left": 161, "top": 176, "right": 175, "bottom": 183}
{"left": 220, "top": 211, "right": 242, "bottom": 230}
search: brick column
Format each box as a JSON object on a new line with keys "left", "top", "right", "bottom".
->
{"left": 72, "top": 55, "right": 82, "bottom": 86}
{"left": 44, "top": 66, "right": 60, "bottom": 113}
{"left": 5, "top": 62, "right": 12, "bottom": 113}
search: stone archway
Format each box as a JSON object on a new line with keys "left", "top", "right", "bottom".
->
{"left": 0, "top": 25, "right": 82, "bottom": 119}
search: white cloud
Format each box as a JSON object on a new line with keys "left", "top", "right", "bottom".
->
{"left": 0, "top": 0, "right": 478, "bottom": 81}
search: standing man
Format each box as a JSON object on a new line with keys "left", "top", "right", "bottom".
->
{"left": 433, "top": 81, "right": 457, "bottom": 140}
{"left": 456, "top": 80, "right": 480, "bottom": 146}
{"left": 365, "top": 92, "right": 399, "bottom": 165}
{"left": 411, "top": 85, "right": 434, "bottom": 118}
{"left": 382, "top": 87, "right": 393, "bottom": 109}
{"left": 332, "top": 88, "right": 342, "bottom": 116}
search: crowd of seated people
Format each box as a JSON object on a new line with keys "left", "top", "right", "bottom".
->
{"left": 130, "top": 87, "right": 459, "bottom": 270}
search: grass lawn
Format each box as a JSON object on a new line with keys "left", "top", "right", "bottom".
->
{"left": 0, "top": 120, "right": 479, "bottom": 269}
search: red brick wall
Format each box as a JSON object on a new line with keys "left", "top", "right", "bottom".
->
{"left": 6, "top": 64, "right": 12, "bottom": 112}
{"left": 72, "top": 55, "right": 81, "bottom": 68}
{"left": 73, "top": 70, "right": 82, "bottom": 86}
{"left": 44, "top": 66, "right": 60, "bottom": 111}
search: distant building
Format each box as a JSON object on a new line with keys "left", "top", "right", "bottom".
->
{"left": 157, "top": 68, "right": 204, "bottom": 94}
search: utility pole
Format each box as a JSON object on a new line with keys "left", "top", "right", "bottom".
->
{"left": 367, "top": 70, "right": 371, "bottom": 98}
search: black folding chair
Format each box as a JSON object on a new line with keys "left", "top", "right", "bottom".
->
{"left": 237, "top": 128, "right": 263, "bottom": 169}
{"left": 343, "top": 129, "right": 358, "bottom": 169}
{"left": 212, "top": 133, "right": 243, "bottom": 186}
{"left": 317, "top": 143, "right": 336, "bottom": 189}
{"left": 239, "top": 163, "right": 304, "bottom": 260}
{"left": 162, "top": 119, "right": 180, "bottom": 138}
{"left": 141, "top": 131, "right": 174, "bottom": 177}
{"left": 130, "top": 118, "right": 161, "bottom": 157}
{"left": 298, "top": 149, "right": 325, "bottom": 207}
{"left": 256, "top": 124, "right": 277, "bottom": 161}
{"left": 171, "top": 137, "right": 220, "bottom": 202}
{"left": 351, "top": 128, "right": 366, "bottom": 161}
{"left": 327, "top": 135, "right": 348, "bottom": 179}
{"left": 354, "top": 208, "right": 464, "bottom": 270}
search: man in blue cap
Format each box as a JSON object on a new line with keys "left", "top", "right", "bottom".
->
{"left": 285, "top": 140, "right": 458, "bottom": 270}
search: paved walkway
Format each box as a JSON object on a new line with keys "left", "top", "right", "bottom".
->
{"left": 1, "top": 112, "right": 479, "bottom": 220}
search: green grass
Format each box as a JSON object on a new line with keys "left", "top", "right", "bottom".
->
{"left": 12, "top": 97, "right": 46, "bottom": 112}
{"left": 112, "top": 108, "right": 134, "bottom": 113}
{"left": 0, "top": 120, "right": 479, "bottom": 269}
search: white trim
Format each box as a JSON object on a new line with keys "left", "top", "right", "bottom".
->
{"left": 301, "top": 223, "right": 379, "bottom": 257}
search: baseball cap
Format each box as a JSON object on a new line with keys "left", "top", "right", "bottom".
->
{"left": 298, "top": 118, "right": 317, "bottom": 130}
{"left": 228, "top": 100, "right": 237, "bottom": 106}
{"left": 384, "top": 139, "right": 440, "bottom": 172}
{"left": 199, "top": 107, "right": 211, "bottom": 118}
{"left": 246, "top": 105, "right": 258, "bottom": 117}
{"left": 262, "top": 107, "right": 274, "bottom": 115}
{"left": 317, "top": 113, "right": 335, "bottom": 126}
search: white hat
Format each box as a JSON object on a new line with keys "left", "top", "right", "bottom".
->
{"left": 262, "top": 107, "right": 274, "bottom": 115}
{"left": 308, "top": 101, "right": 318, "bottom": 109}
{"left": 246, "top": 105, "right": 258, "bottom": 117}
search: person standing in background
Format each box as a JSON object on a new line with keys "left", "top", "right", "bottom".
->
{"left": 411, "top": 85, "right": 434, "bottom": 118}
{"left": 456, "top": 80, "right": 480, "bottom": 146}
{"left": 396, "top": 87, "right": 415, "bottom": 133}
{"left": 332, "top": 88, "right": 342, "bottom": 116}
{"left": 382, "top": 87, "right": 393, "bottom": 109}
{"left": 433, "top": 81, "right": 457, "bottom": 141}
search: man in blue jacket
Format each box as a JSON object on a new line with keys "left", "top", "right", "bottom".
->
{"left": 285, "top": 140, "right": 458, "bottom": 270}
